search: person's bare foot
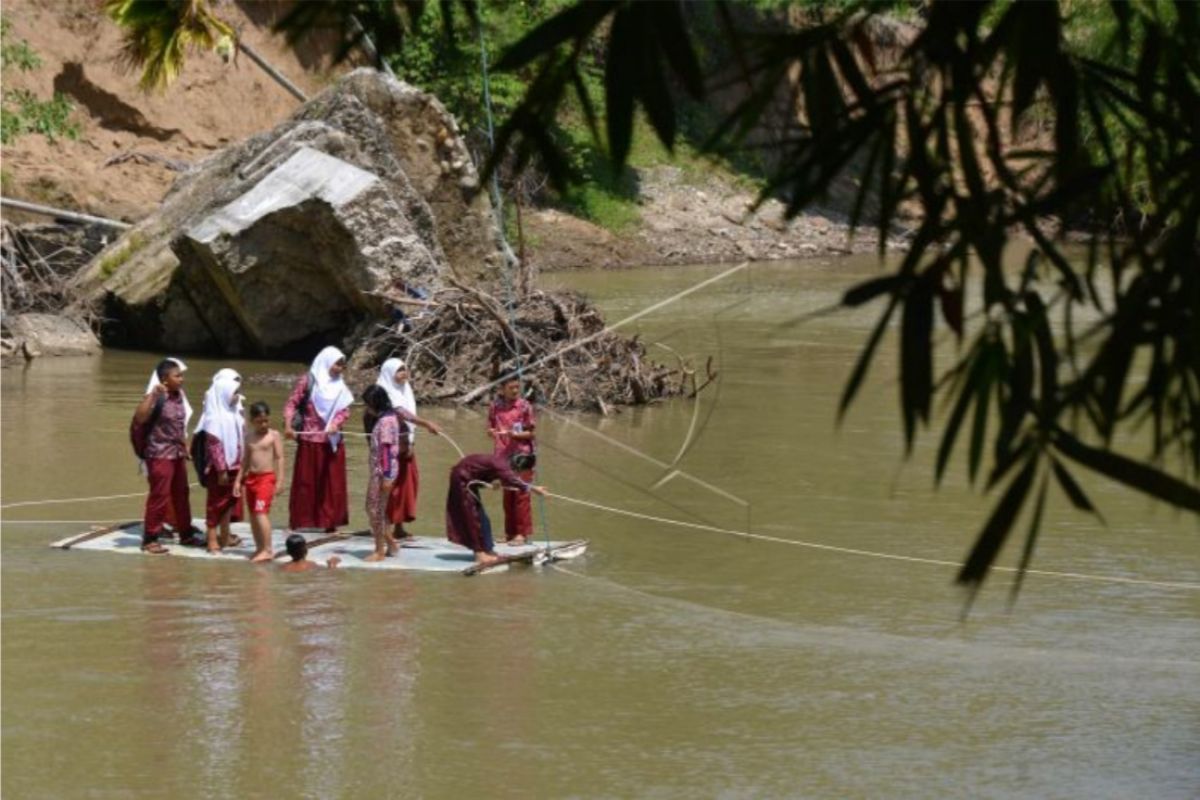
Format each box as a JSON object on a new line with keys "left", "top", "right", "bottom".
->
{"left": 508, "top": 536, "right": 528, "bottom": 546}
{"left": 474, "top": 551, "right": 501, "bottom": 566}
{"left": 364, "top": 552, "right": 387, "bottom": 562}
{"left": 207, "top": 546, "right": 221, "bottom": 555}
{"left": 249, "top": 551, "right": 273, "bottom": 563}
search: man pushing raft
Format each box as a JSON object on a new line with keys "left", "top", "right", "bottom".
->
{"left": 445, "top": 452, "right": 547, "bottom": 566}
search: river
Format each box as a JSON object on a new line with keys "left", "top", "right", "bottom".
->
{"left": 3, "top": 257, "right": 1197, "bottom": 798}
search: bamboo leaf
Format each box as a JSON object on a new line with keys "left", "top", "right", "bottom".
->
{"left": 958, "top": 455, "right": 1039, "bottom": 591}
{"left": 651, "top": 0, "right": 704, "bottom": 99}
{"left": 842, "top": 274, "right": 904, "bottom": 308}
{"left": 900, "top": 275, "right": 935, "bottom": 451}
{"left": 968, "top": 347, "right": 994, "bottom": 484}
{"left": 604, "top": 7, "right": 636, "bottom": 169}
{"left": 1050, "top": 457, "right": 1102, "bottom": 519}
{"left": 1007, "top": 474, "right": 1049, "bottom": 609}
{"left": 1052, "top": 428, "right": 1200, "bottom": 512}
{"left": 493, "top": 0, "right": 616, "bottom": 71}
{"left": 838, "top": 294, "right": 899, "bottom": 423}
{"left": 936, "top": 346, "right": 983, "bottom": 485}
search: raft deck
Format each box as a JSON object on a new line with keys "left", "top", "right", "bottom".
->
{"left": 50, "top": 520, "right": 588, "bottom": 575}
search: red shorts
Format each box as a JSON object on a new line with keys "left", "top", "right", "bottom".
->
{"left": 244, "top": 472, "right": 277, "bottom": 515}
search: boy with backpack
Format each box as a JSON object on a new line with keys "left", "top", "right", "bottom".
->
{"left": 132, "top": 358, "right": 201, "bottom": 554}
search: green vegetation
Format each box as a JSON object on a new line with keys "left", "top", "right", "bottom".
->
{"left": 1, "top": 19, "right": 41, "bottom": 71}
{"left": 369, "top": 1, "right": 731, "bottom": 232}
{"left": 0, "top": 20, "right": 80, "bottom": 145}
{"left": 102, "top": 0, "right": 235, "bottom": 91}
{"left": 1, "top": 90, "right": 81, "bottom": 145}
{"left": 97, "top": 231, "right": 146, "bottom": 279}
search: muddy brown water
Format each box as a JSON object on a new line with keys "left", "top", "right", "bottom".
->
{"left": 3, "top": 258, "right": 1197, "bottom": 798}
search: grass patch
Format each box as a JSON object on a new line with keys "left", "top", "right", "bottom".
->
{"left": 1, "top": 22, "right": 80, "bottom": 145}
{"left": 97, "top": 232, "right": 146, "bottom": 279}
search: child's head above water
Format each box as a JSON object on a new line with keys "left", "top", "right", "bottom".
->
{"left": 285, "top": 533, "right": 307, "bottom": 562}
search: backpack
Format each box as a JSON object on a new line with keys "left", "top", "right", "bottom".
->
{"left": 189, "top": 431, "right": 210, "bottom": 487}
{"left": 130, "top": 394, "right": 165, "bottom": 459}
{"left": 291, "top": 374, "right": 313, "bottom": 432}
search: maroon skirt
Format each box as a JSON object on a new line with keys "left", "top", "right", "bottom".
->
{"left": 288, "top": 439, "right": 348, "bottom": 530}
{"left": 205, "top": 470, "right": 245, "bottom": 528}
{"left": 386, "top": 453, "right": 420, "bottom": 525}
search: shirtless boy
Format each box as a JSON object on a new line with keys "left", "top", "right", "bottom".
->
{"left": 279, "top": 534, "right": 341, "bottom": 573}
{"left": 236, "top": 401, "right": 285, "bottom": 563}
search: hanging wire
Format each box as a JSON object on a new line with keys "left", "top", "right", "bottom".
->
{"left": 475, "top": 10, "right": 549, "bottom": 548}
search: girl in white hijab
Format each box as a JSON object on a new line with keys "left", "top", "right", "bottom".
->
{"left": 308, "top": 346, "right": 354, "bottom": 450}
{"left": 284, "top": 346, "right": 353, "bottom": 532}
{"left": 376, "top": 358, "right": 417, "bottom": 443}
{"left": 195, "top": 368, "right": 245, "bottom": 552}
{"left": 375, "top": 358, "right": 435, "bottom": 541}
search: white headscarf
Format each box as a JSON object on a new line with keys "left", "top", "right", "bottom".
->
{"left": 195, "top": 368, "right": 244, "bottom": 468}
{"left": 144, "top": 356, "right": 193, "bottom": 428}
{"left": 309, "top": 346, "right": 353, "bottom": 449}
{"left": 376, "top": 357, "right": 416, "bottom": 443}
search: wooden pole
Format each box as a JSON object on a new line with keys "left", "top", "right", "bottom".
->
{"left": 57, "top": 520, "right": 140, "bottom": 550}
{"left": 0, "top": 198, "right": 132, "bottom": 230}
{"left": 238, "top": 41, "right": 308, "bottom": 103}
{"left": 349, "top": 15, "right": 397, "bottom": 80}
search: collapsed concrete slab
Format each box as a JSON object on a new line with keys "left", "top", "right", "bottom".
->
{"left": 76, "top": 69, "right": 503, "bottom": 357}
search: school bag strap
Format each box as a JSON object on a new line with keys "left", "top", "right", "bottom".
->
{"left": 129, "top": 393, "right": 166, "bottom": 459}
{"left": 189, "top": 431, "right": 209, "bottom": 487}
{"left": 291, "top": 373, "right": 313, "bottom": 432}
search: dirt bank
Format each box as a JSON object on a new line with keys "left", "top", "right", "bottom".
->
{"left": 1, "top": 1, "right": 900, "bottom": 275}
{"left": 522, "top": 165, "right": 903, "bottom": 271}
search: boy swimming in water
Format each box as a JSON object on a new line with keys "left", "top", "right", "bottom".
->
{"left": 278, "top": 534, "right": 341, "bottom": 572}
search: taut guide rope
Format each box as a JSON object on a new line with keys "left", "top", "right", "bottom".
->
{"left": 7, "top": 482, "right": 1195, "bottom": 591}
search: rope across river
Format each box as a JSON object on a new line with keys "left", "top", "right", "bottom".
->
{"left": 5, "top": 428, "right": 1194, "bottom": 593}
{"left": 5, "top": 483, "right": 1195, "bottom": 592}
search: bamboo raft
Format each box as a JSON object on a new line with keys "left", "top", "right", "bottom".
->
{"left": 50, "top": 520, "right": 588, "bottom": 576}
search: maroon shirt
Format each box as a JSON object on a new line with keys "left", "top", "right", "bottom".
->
{"left": 205, "top": 433, "right": 241, "bottom": 474}
{"left": 144, "top": 391, "right": 188, "bottom": 461}
{"left": 488, "top": 397, "right": 535, "bottom": 456}
{"left": 283, "top": 374, "right": 351, "bottom": 440}
{"left": 451, "top": 453, "right": 530, "bottom": 491}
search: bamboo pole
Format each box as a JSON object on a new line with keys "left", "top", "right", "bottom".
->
{"left": 0, "top": 198, "right": 132, "bottom": 230}
{"left": 57, "top": 520, "right": 140, "bottom": 550}
{"left": 238, "top": 41, "right": 308, "bottom": 103}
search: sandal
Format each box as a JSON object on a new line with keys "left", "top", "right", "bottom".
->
{"left": 178, "top": 531, "right": 205, "bottom": 548}
{"left": 141, "top": 540, "right": 169, "bottom": 555}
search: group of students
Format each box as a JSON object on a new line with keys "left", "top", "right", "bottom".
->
{"left": 133, "top": 346, "right": 547, "bottom": 568}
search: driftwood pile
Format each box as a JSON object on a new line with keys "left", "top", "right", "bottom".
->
{"left": 348, "top": 282, "right": 712, "bottom": 412}
{"left": 1, "top": 222, "right": 105, "bottom": 319}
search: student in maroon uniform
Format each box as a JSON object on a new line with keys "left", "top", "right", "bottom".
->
{"left": 134, "top": 357, "right": 201, "bottom": 553}
{"left": 445, "top": 452, "right": 547, "bottom": 566}
{"left": 284, "top": 347, "right": 353, "bottom": 532}
{"left": 195, "top": 368, "right": 245, "bottom": 554}
{"left": 487, "top": 376, "right": 537, "bottom": 545}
